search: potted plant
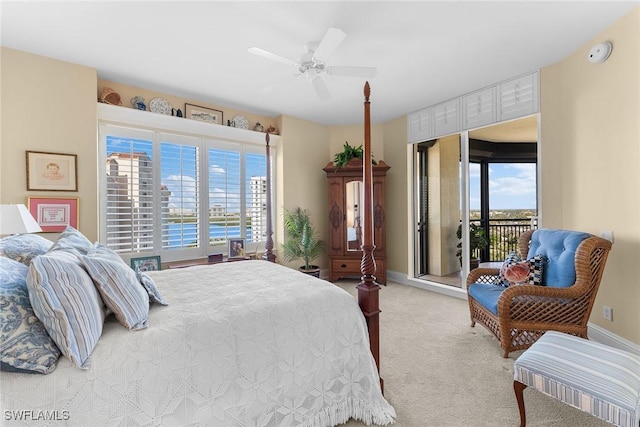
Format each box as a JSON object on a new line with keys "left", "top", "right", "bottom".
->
{"left": 333, "top": 141, "right": 377, "bottom": 168}
{"left": 280, "top": 207, "right": 325, "bottom": 277}
{"left": 456, "top": 223, "right": 489, "bottom": 269}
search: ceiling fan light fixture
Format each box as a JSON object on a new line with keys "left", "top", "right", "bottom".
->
{"left": 249, "top": 27, "right": 377, "bottom": 100}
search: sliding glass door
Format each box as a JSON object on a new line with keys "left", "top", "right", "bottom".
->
{"left": 413, "top": 134, "right": 464, "bottom": 287}
{"left": 413, "top": 116, "right": 539, "bottom": 289}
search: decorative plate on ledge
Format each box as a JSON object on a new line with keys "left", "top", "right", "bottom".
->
{"left": 149, "top": 97, "right": 172, "bottom": 115}
{"left": 232, "top": 115, "right": 249, "bottom": 130}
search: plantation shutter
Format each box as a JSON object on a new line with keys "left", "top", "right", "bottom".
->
{"left": 104, "top": 128, "right": 155, "bottom": 253}
{"left": 160, "top": 136, "right": 200, "bottom": 250}
{"left": 208, "top": 146, "right": 241, "bottom": 246}
{"left": 245, "top": 152, "right": 267, "bottom": 244}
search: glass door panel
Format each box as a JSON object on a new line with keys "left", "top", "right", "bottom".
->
{"left": 414, "top": 134, "right": 463, "bottom": 288}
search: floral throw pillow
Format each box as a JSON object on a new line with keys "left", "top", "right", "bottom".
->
{"left": 0, "top": 234, "right": 53, "bottom": 266}
{"left": 494, "top": 252, "right": 546, "bottom": 287}
{"left": 0, "top": 257, "right": 61, "bottom": 374}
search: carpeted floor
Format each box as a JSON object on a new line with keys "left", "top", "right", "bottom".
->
{"left": 335, "top": 279, "right": 611, "bottom": 427}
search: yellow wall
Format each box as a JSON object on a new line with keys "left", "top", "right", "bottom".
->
{"left": 381, "top": 116, "right": 408, "bottom": 274}
{"left": 1, "top": 47, "right": 98, "bottom": 240}
{"left": 540, "top": 7, "right": 639, "bottom": 343}
{"left": 278, "top": 115, "right": 330, "bottom": 270}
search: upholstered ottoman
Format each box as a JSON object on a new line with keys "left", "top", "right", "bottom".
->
{"left": 513, "top": 331, "right": 640, "bottom": 427}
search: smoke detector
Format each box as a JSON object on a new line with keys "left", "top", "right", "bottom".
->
{"left": 587, "top": 42, "right": 612, "bottom": 63}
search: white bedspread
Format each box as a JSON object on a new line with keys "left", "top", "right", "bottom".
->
{"left": 1, "top": 260, "right": 395, "bottom": 426}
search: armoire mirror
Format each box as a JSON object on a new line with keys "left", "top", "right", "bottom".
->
{"left": 345, "top": 180, "right": 364, "bottom": 251}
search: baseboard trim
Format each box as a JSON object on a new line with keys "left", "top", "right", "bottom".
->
{"left": 588, "top": 323, "right": 640, "bottom": 355}
{"left": 387, "top": 270, "right": 639, "bottom": 355}
{"left": 387, "top": 270, "right": 467, "bottom": 300}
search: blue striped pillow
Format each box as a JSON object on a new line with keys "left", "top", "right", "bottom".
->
{"left": 138, "top": 272, "right": 168, "bottom": 306}
{"left": 80, "top": 252, "right": 149, "bottom": 331}
{"left": 26, "top": 250, "right": 105, "bottom": 369}
{"left": 48, "top": 226, "right": 92, "bottom": 255}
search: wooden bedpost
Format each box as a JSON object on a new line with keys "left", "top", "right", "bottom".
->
{"left": 357, "top": 81, "right": 382, "bottom": 391}
{"left": 262, "top": 132, "right": 276, "bottom": 263}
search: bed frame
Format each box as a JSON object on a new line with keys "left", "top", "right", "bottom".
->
{"left": 261, "top": 82, "right": 382, "bottom": 387}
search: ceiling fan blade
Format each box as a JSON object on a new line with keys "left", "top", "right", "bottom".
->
{"left": 248, "top": 47, "right": 298, "bottom": 67}
{"left": 312, "top": 27, "right": 346, "bottom": 62}
{"left": 260, "top": 74, "right": 301, "bottom": 93}
{"left": 326, "top": 66, "right": 377, "bottom": 78}
{"left": 312, "top": 76, "right": 330, "bottom": 100}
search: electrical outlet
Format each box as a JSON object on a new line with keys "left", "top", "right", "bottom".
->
{"left": 603, "top": 305, "right": 613, "bottom": 322}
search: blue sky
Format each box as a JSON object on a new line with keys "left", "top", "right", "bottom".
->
{"left": 469, "top": 163, "right": 537, "bottom": 210}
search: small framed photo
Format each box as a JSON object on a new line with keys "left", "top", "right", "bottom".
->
{"left": 184, "top": 103, "right": 223, "bottom": 125}
{"left": 26, "top": 151, "right": 78, "bottom": 191}
{"left": 28, "top": 196, "right": 79, "bottom": 232}
{"left": 130, "top": 255, "right": 161, "bottom": 272}
{"left": 228, "top": 238, "right": 246, "bottom": 258}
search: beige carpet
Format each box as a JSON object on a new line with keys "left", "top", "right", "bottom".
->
{"left": 335, "top": 279, "right": 611, "bottom": 427}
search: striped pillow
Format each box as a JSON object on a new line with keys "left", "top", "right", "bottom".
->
{"left": 138, "top": 272, "right": 168, "bottom": 306}
{"left": 80, "top": 253, "right": 149, "bottom": 331}
{"left": 26, "top": 250, "right": 105, "bottom": 369}
{"left": 48, "top": 226, "right": 92, "bottom": 255}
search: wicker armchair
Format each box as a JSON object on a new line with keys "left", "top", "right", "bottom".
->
{"left": 467, "top": 228, "right": 612, "bottom": 358}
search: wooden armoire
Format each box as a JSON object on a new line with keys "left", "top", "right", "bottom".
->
{"left": 323, "top": 158, "right": 390, "bottom": 284}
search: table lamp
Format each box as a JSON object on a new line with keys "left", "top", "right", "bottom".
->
{"left": 0, "top": 204, "right": 43, "bottom": 235}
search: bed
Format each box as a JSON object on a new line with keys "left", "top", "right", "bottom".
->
{"left": 0, "top": 83, "right": 392, "bottom": 426}
{"left": 1, "top": 260, "right": 394, "bottom": 426}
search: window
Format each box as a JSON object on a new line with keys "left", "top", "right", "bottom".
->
{"left": 99, "top": 115, "right": 272, "bottom": 262}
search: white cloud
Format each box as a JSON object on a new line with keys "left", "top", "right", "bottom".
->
{"left": 210, "top": 164, "right": 225, "bottom": 174}
{"left": 489, "top": 164, "right": 536, "bottom": 196}
{"left": 164, "top": 175, "right": 197, "bottom": 213}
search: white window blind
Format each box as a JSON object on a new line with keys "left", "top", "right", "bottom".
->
{"left": 246, "top": 152, "right": 267, "bottom": 244}
{"left": 161, "top": 139, "right": 200, "bottom": 250}
{"left": 208, "top": 147, "right": 241, "bottom": 246}
{"left": 99, "top": 116, "right": 272, "bottom": 261}
{"left": 105, "top": 130, "right": 155, "bottom": 253}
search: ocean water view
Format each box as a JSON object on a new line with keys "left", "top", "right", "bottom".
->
{"left": 165, "top": 222, "right": 256, "bottom": 247}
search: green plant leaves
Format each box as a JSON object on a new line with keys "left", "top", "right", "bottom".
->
{"left": 281, "top": 207, "right": 325, "bottom": 270}
{"left": 333, "top": 141, "right": 377, "bottom": 168}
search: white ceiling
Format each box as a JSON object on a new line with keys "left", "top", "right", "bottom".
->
{"left": 1, "top": 1, "right": 637, "bottom": 126}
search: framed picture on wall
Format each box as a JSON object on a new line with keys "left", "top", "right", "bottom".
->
{"left": 27, "top": 196, "right": 79, "bottom": 232}
{"left": 184, "top": 103, "right": 223, "bottom": 125}
{"left": 26, "top": 151, "right": 78, "bottom": 191}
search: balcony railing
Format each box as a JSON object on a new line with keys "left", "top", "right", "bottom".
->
{"left": 472, "top": 218, "right": 538, "bottom": 262}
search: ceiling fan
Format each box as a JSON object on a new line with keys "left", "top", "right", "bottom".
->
{"left": 248, "top": 27, "right": 377, "bottom": 100}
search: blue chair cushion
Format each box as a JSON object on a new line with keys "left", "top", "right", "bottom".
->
{"left": 468, "top": 283, "right": 504, "bottom": 315}
{"left": 527, "top": 229, "right": 591, "bottom": 288}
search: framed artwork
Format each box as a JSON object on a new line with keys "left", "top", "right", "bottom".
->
{"left": 184, "top": 103, "right": 223, "bottom": 125}
{"left": 27, "top": 196, "right": 79, "bottom": 232}
{"left": 130, "top": 255, "right": 162, "bottom": 272}
{"left": 228, "top": 238, "right": 246, "bottom": 258}
{"left": 26, "top": 151, "right": 78, "bottom": 191}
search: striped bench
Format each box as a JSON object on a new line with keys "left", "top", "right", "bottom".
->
{"left": 513, "top": 331, "right": 640, "bottom": 427}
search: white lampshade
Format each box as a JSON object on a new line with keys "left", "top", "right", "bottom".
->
{"left": 0, "top": 204, "right": 43, "bottom": 234}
